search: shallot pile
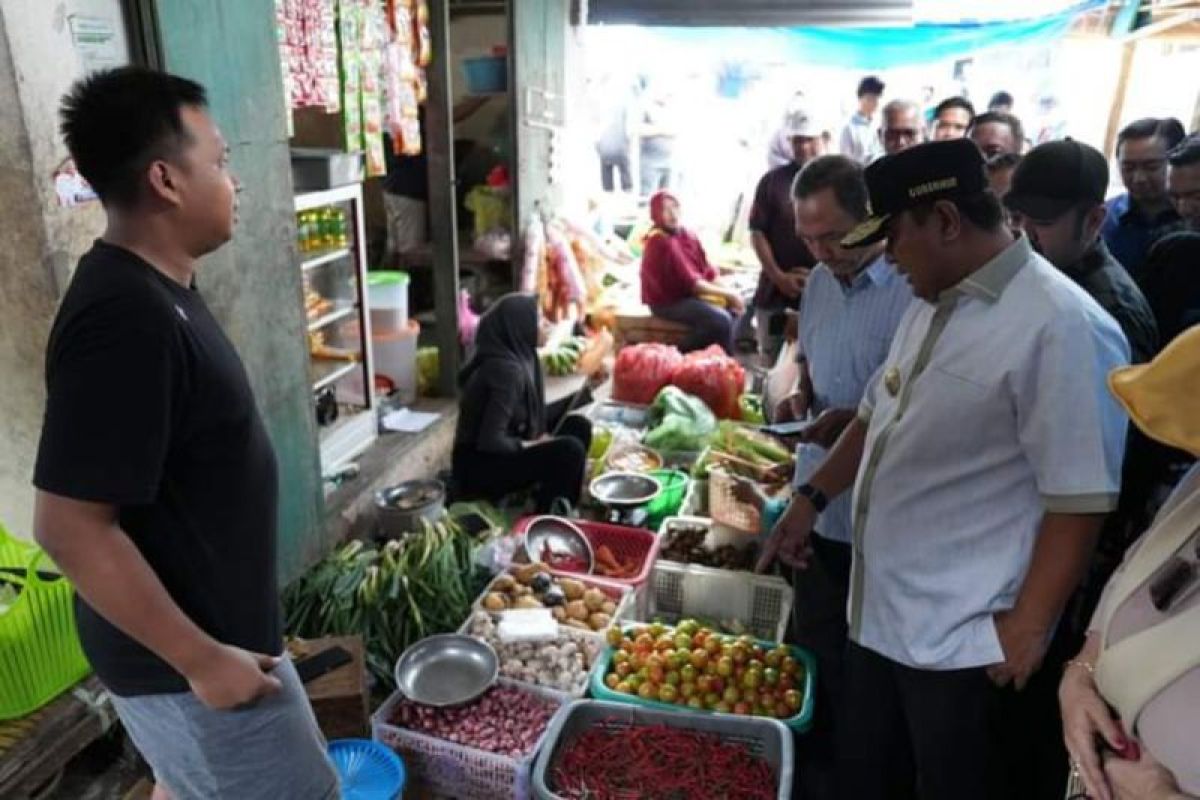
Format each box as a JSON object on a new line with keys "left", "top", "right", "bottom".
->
{"left": 386, "top": 685, "right": 557, "bottom": 758}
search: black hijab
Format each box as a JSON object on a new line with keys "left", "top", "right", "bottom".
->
{"left": 458, "top": 293, "right": 546, "bottom": 436}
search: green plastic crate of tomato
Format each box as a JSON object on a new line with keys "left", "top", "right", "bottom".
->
{"left": 588, "top": 620, "right": 816, "bottom": 732}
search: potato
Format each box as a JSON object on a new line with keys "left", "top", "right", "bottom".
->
{"left": 513, "top": 584, "right": 533, "bottom": 597}
{"left": 492, "top": 575, "right": 516, "bottom": 593}
{"left": 565, "top": 600, "right": 590, "bottom": 622}
{"left": 551, "top": 606, "right": 568, "bottom": 622}
{"left": 482, "top": 592, "right": 507, "bottom": 611}
{"left": 559, "top": 578, "right": 586, "bottom": 601}
{"left": 588, "top": 612, "right": 611, "bottom": 630}
{"left": 582, "top": 588, "right": 607, "bottom": 612}
{"left": 514, "top": 596, "right": 543, "bottom": 609}
{"left": 563, "top": 618, "right": 591, "bottom": 631}
{"left": 600, "top": 600, "right": 617, "bottom": 616}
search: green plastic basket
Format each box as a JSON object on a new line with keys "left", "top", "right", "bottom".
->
{"left": 589, "top": 624, "right": 817, "bottom": 732}
{"left": 0, "top": 524, "right": 91, "bottom": 720}
{"left": 643, "top": 469, "right": 689, "bottom": 531}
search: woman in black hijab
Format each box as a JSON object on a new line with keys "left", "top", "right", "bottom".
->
{"left": 452, "top": 294, "right": 592, "bottom": 511}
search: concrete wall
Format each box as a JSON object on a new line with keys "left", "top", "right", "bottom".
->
{"left": 154, "top": 0, "right": 325, "bottom": 582}
{"left": 0, "top": 0, "right": 127, "bottom": 539}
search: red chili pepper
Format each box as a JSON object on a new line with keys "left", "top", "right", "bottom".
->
{"left": 551, "top": 721, "right": 776, "bottom": 799}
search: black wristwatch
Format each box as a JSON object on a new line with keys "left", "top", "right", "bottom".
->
{"left": 794, "top": 483, "right": 828, "bottom": 513}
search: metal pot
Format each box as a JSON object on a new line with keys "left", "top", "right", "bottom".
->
{"left": 375, "top": 479, "right": 445, "bottom": 539}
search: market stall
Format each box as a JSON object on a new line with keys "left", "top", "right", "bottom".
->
{"left": 277, "top": 333, "right": 808, "bottom": 799}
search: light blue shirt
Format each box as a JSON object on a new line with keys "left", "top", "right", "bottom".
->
{"left": 852, "top": 237, "right": 1130, "bottom": 670}
{"left": 792, "top": 255, "right": 913, "bottom": 544}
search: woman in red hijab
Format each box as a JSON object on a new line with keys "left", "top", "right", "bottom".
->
{"left": 640, "top": 191, "right": 744, "bottom": 353}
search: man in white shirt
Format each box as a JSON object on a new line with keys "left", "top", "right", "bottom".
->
{"left": 838, "top": 75, "right": 884, "bottom": 165}
{"left": 758, "top": 140, "right": 1130, "bottom": 800}
{"left": 772, "top": 154, "right": 913, "bottom": 794}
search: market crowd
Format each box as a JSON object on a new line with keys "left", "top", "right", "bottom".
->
{"left": 630, "top": 74, "right": 1200, "bottom": 800}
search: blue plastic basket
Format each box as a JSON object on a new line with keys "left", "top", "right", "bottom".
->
{"left": 327, "top": 739, "right": 406, "bottom": 800}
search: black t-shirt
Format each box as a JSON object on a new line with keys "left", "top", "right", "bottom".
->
{"left": 748, "top": 161, "right": 816, "bottom": 310}
{"left": 33, "top": 241, "right": 281, "bottom": 696}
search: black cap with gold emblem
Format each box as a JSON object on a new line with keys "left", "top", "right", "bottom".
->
{"left": 841, "top": 138, "right": 989, "bottom": 248}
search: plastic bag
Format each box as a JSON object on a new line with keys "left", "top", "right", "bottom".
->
{"left": 669, "top": 345, "right": 745, "bottom": 420}
{"left": 644, "top": 386, "right": 717, "bottom": 452}
{"left": 612, "top": 343, "right": 682, "bottom": 406}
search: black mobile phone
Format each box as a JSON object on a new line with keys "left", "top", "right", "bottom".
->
{"left": 760, "top": 419, "right": 813, "bottom": 438}
{"left": 294, "top": 645, "right": 353, "bottom": 683}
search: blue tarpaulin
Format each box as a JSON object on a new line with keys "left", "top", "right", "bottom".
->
{"left": 638, "top": 1, "right": 1106, "bottom": 69}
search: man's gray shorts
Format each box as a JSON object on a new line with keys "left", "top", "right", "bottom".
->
{"left": 110, "top": 657, "right": 341, "bottom": 800}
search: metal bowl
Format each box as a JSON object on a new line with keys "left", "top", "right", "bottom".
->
{"left": 589, "top": 471, "right": 662, "bottom": 508}
{"left": 375, "top": 479, "right": 445, "bottom": 539}
{"left": 522, "top": 515, "right": 594, "bottom": 573}
{"left": 393, "top": 634, "right": 498, "bottom": 707}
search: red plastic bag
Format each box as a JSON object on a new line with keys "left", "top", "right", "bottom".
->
{"left": 668, "top": 345, "right": 745, "bottom": 419}
{"left": 612, "top": 343, "right": 682, "bottom": 405}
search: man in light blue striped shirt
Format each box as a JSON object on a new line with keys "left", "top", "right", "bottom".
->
{"left": 770, "top": 155, "right": 913, "bottom": 781}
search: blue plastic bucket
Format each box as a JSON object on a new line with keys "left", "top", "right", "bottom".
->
{"left": 463, "top": 55, "right": 507, "bottom": 94}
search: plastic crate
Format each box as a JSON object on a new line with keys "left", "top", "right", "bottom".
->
{"left": 512, "top": 518, "right": 660, "bottom": 592}
{"left": 650, "top": 517, "right": 792, "bottom": 642}
{"left": 0, "top": 524, "right": 91, "bottom": 720}
{"left": 589, "top": 626, "right": 817, "bottom": 732}
{"left": 372, "top": 678, "right": 570, "bottom": 800}
{"left": 532, "top": 700, "right": 794, "bottom": 800}
{"left": 709, "top": 466, "right": 762, "bottom": 533}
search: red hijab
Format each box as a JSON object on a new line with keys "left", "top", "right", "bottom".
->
{"left": 649, "top": 190, "right": 680, "bottom": 232}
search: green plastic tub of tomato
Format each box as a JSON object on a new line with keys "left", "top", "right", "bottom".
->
{"left": 589, "top": 620, "right": 816, "bottom": 732}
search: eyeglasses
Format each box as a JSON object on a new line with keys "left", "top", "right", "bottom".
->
{"left": 1119, "top": 159, "right": 1167, "bottom": 175}
{"left": 801, "top": 230, "right": 854, "bottom": 249}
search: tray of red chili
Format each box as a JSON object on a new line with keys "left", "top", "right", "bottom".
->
{"left": 589, "top": 620, "right": 816, "bottom": 732}
{"left": 512, "top": 516, "right": 661, "bottom": 590}
{"left": 532, "top": 699, "right": 793, "bottom": 800}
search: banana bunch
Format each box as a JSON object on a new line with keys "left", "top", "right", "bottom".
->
{"left": 539, "top": 335, "right": 588, "bottom": 377}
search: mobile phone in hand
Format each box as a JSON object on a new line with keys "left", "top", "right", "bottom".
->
{"left": 760, "top": 419, "right": 813, "bottom": 438}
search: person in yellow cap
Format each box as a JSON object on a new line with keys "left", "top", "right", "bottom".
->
{"left": 1060, "top": 325, "right": 1200, "bottom": 800}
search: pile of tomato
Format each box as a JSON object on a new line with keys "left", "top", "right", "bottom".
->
{"left": 602, "top": 620, "right": 805, "bottom": 719}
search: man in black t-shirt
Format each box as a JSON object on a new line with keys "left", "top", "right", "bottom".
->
{"left": 33, "top": 67, "right": 337, "bottom": 799}
{"left": 748, "top": 104, "right": 822, "bottom": 363}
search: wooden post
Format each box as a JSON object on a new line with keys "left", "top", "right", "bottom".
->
{"left": 1103, "top": 40, "right": 1137, "bottom": 158}
{"left": 426, "top": 0, "right": 461, "bottom": 397}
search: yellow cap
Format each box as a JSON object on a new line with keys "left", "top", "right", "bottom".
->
{"left": 1108, "top": 325, "right": 1200, "bottom": 456}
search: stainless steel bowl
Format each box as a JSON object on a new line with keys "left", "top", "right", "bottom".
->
{"left": 589, "top": 471, "right": 662, "bottom": 508}
{"left": 522, "top": 515, "right": 594, "bottom": 572}
{"left": 375, "top": 479, "right": 445, "bottom": 539}
{"left": 393, "top": 634, "right": 498, "bottom": 707}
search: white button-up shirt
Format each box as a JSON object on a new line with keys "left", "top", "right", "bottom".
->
{"left": 839, "top": 111, "right": 881, "bottom": 165}
{"left": 793, "top": 255, "right": 913, "bottom": 544}
{"left": 850, "top": 236, "right": 1130, "bottom": 670}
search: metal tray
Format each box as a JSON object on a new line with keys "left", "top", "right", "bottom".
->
{"left": 393, "top": 634, "right": 498, "bottom": 707}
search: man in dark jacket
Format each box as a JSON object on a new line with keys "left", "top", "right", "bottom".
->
{"left": 1005, "top": 140, "right": 1158, "bottom": 363}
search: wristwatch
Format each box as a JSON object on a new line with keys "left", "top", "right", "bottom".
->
{"left": 794, "top": 483, "right": 828, "bottom": 513}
